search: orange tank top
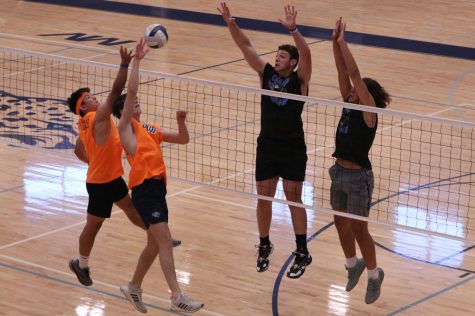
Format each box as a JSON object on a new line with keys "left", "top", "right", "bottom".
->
{"left": 126, "top": 119, "right": 166, "bottom": 189}
{"left": 77, "top": 112, "right": 124, "bottom": 183}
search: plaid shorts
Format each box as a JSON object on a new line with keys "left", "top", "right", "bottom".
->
{"left": 329, "top": 163, "right": 374, "bottom": 216}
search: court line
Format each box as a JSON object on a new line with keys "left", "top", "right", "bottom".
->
{"left": 0, "top": 258, "right": 189, "bottom": 316}
{"left": 375, "top": 242, "right": 475, "bottom": 274}
{"left": 386, "top": 274, "right": 475, "bottom": 315}
{"left": 0, "top": 179, "right": 204, "bottom": 251}
{"left": 272, "top": 222, "right": 335, "bottom": 316}
{"left": 170, "top": 106, "right": 472, "bottom": 242}
{"left": 25, "top": 0, "right": 475, "bottom": 61}
{"left": 0, "top": 179, "right": 221, "bottom": 314}
{"left": 0, "top": 32, "right": 201, "bottom": 69}
{"left": 1, "top": 18, "right": 472, "bottom": 316}
{"left": 1, "top": 32, "right": 449, "bottom": 109}
{"left": 183, "top": 191, "right": 331, "bottom": 227}
{"left": 270, "top": 104, "right": 473, "bottom": 315}
{"left": 0, "top": 255, "right": 223, "bottom": 316}
{"left": 434, "top": 244, "right": 475, "bottom": 264}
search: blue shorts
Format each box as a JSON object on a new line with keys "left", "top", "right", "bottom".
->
{"left": 329, "top": 163, "right": 374, "bottom": 216}
{"left": 86, "top": 176, "right": 128, "bottom": 218}
{"left": 131, "top": 178, "right": 168, "bottom": 228}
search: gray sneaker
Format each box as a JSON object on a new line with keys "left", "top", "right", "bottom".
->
{"left": 365, "top": 268, "right": 384, "bottom": 304}
{"left": 120, "top": 283, "right": 147, "bottom": 313}
{"left": 172, "top": 239, "right": 182, "bottom": 247}
{"left": 170, "top": 293, "right": 204, "bottom": 313}
{"left": 69, "top": 258, "right": 92, "bottom": 286}
{"left": 345, "top": 258, "right": 366, "bottom": 292}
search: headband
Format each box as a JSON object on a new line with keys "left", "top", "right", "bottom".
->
{"left": 75, "top": 92, "right": 89, "bottom": 115}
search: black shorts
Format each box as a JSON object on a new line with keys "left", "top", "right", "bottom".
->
{"left": 131, "top": 178, "right": 168, "bottom": 229}
{"left": 255, "top": 136, "right": 307, "bottom": 181}
{"left": 86, "top": 176, "right": 128, "bottom": 218}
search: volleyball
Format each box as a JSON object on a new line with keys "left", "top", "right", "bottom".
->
{"left": 144, "top": 24, "right": 168, "bottom": 49}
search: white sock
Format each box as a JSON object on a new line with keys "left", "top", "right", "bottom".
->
{"left": 345, "top": 256, "right": 358, "bottom": 268}
{"left": 368, "top": 267, "right": 379, "bottom": 280}
{"left": 128, "top": 282, "right": 140, "bottom": 291}
{"left": 78, "top": 255, "right": 89, "bottom": 269}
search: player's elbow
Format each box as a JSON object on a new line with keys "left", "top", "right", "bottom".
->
{"left": 127, "top": 86, "right": 139, "bottom": 98}
{"left": 181, "top": 134, "right": 189, "bottom": 144}
{"left": 118, "top": 121, "right": 127, "bottom": 133}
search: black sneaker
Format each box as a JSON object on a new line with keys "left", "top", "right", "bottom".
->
{"left": 287, "top": 250, "right": 312, "bottom": 279}
{"left": 365, "top": 268, "right": 384, "bottom": 304}
{"left": 256, "top": 243, "right": 274, "bottom": 272}
{"left": 69, "top": 258, "right": 93, "bottom": 286}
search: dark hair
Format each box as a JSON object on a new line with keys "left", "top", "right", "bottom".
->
{"left": 112, "top": 93, "right": 127, "bottom": 119}
{"left": 363, "top": 77, "right": 391, "bottom": 108}
{"left": 67, "top": 87, "right": 90, "bottom": 116}
{"left": 278, "top": 44, "right": 299, "bottom": 64}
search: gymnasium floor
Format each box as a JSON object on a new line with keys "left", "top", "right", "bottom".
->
{"left": 0, "top": 1, "right": 475, "bottom": 315}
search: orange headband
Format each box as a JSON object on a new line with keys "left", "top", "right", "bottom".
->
{"left": 75, "top": 92, "right": 89, "bottom": 115}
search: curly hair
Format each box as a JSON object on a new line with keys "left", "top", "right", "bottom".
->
{"left": 363, "top": 78, "right": 391, "bottom": 108}
{"left": 112, "top": 93, "right": 127, "bottom": 119}
{"left": 67, "top": 87, "right": 90, "bottom": 116}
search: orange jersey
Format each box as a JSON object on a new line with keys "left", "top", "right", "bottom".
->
{"left": 77, "top": 112, "right": 124, "bottom": 183}
{"left": 126, "top": 119, "right": 166, "bottom": 189}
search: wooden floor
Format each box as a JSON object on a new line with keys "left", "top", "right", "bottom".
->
{"left": 1, "top": 1, "right": 475, "bottom": 315}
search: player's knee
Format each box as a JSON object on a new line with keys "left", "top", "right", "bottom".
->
{"left": 86, "top": 216, "right": 105, "bottom": 228}
{"left": 146, "top": 240, "right": 159, "bottom": 254}
{"left": 350, "top": 222, "right": 368, "bottom": 237}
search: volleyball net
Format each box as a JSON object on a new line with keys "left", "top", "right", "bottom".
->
{"left": 1, "top": 46, "right": 474, "bottom": 241}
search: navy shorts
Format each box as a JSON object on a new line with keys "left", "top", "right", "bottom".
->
{"left": 255, "top": 136, "right": 307, "bottom": 181}
{"left": 329, "top": 163, "right": 374, "bottom": 216}
{"left": 86, "top": 176, "right": 128, "bottom": 218}
{"left": 132, "top": 178, "right": 168, "bottom": 229}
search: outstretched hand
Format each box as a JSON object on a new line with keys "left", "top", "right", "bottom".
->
{"left": 134, "top": 38, "right": 149, "bottom": 61}
{"left": 176, "top": 110, "right": 187, "bottom": 123}
{"left": 332, "top": 17, "right": 342, "bottom": 42}
{"left": 120, "top": 46, "right": 134, "bottom": 64}
{"left": 278, "top": 5, "right": 297, "bottom": 30}
{"left": 218, "top": 2, "right": 235, "bottom": 24}
{"left": 336, "top": 18, "right": 346, "bottom": 43}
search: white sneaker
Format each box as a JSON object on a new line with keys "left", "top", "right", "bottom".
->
{"left": 120, "top": 283, "right": 147, "bottom": 313}
{"left": 170, "top": 293, "right": 204, "bottom": 313}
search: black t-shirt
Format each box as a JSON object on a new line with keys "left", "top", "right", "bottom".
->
{"left": 332, "top": 108, "right": 377, "bottom": 169}
{"left": 259, "top": 63, "right": 305, "bottom": 140}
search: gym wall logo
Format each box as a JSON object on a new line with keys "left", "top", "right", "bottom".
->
{"left": 39, "top": 33, "right": 135, "bottom": 46}
{"left": 0, "top": 91, "right": 76, "bottom": 149}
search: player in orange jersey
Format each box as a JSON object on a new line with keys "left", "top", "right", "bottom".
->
{"left": 66, "top": 46, "right": 180, "bottom": 288}
{"left": 113, "top": 39, "right": 203, "bottom": 313}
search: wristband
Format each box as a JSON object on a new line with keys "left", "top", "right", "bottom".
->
{"left": 289, "top": 27, "right": 298, "bottom": 34}
{"left": 120, "top": 63, "right": 129, "bottom": 68}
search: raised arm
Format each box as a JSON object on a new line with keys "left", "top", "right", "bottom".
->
{"left": 336, "top": 20, "right": 377, "bottom": 127}
{"left": 162, "top": 110, "right": 190, "bottom": 144}
{"left": 279, "top": 5, "right": 311, "bottom": 87}
{"left": 95, "top": 46, "right": 134, "bottom": 123}
{"left": 218, "top": 2, "right": 266, "bottom": 76}
{"left": 118, "top": 39, "right": 149, "bottom": 156}
{"left": 332, "top": 18, "right": 352, "bottom": 100}
{"left": 337, "top": 21, "right": 375, "bottom": 107}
